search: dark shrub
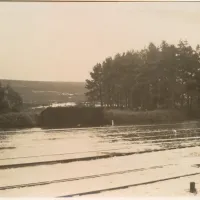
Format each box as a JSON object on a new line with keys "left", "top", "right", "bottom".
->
{"left": 39, "top": 107, "right": 109, "bottom": 128}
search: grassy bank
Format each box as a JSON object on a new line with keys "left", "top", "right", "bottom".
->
{"left": 0, "top": 108, "right": 197, "bottom": 129}
{"left": 39, "top": 107, "right": 193, "bottom": 129}
{"left": 0, "top": 112, "right": 39, "bottom": 129}
{"left": 104, "top": 109, "right": 190, "bottom": 126}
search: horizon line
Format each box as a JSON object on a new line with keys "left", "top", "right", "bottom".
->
{"left": 1, "top": 0, "right": 199, "bottom": 2}
{"left": 0, "top": 78, "right": 86, "bottom": 83}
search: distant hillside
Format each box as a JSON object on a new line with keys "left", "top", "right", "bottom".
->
{"left": 0, "top": 79, "right": 87, "bottom": 105}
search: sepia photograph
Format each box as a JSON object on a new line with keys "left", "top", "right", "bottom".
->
{"left": 0, "top": 0, "right": 200, "bottom": 197}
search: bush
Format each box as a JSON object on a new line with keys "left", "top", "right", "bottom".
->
{"left": 0, "top": 112, "right": 38, "bottom": 129}
{"left": 104, "top": 109, "right": 188, "bottom": 125}
{"left": 39, "top": 106, "right": 109, "bottom": 128}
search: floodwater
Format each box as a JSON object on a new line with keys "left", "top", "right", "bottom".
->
{"left": 33, "top": 102, "right": 77, "bottom": 109}
{"left": 0, "top": 121, "right": 200, "bottom": 197}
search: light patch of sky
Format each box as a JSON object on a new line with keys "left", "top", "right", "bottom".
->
{"left": 0, "top": 2, "right": 200, "bottom": 82}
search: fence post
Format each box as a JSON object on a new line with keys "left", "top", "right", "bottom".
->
{"left": 190, "top": 182, "right": 196, "bottom": 193}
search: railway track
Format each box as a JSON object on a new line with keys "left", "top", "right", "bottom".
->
{"left": 1, "top": 125, "right": 200, "bottom": 196}
{"left": 0, "top": 144, "right": 200, "bottom": 170}
{"left": 0, "top": 164, "right": 173, "bottom": 190}
{"left": 58, "top": 172, "right": 200, "bottom": 197}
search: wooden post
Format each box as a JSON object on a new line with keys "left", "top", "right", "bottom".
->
{"left": 190, "top": 182, "right": 196, "bottom": 193}
{"left": 112, "top": 120, "right": 114, "bottom": 126}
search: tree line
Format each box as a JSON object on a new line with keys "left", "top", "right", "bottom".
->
{"left": 85, "top": 40, "right": 200, "bottom": 112}
{"left": 0, "top": 82, "right": 23, "bottom": 113}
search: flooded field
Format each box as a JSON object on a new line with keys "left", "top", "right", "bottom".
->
{"left": 0, "top": 121, "right": 200, "bottom": 197}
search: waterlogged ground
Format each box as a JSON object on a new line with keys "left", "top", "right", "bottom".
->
{"left": 0, "top": 121, "right": 200, "bottom": 197}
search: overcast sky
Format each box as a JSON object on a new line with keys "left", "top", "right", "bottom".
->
{"left": 0, "top": 2, "right": 200, "bottom": 82}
